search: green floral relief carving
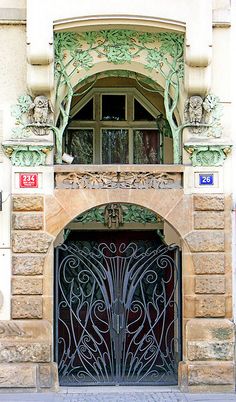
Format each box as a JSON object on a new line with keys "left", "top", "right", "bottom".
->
{"left": 11, "top": 95, "right": 33, "bottom": 139}
{"left": 184, "top": 145, "right": 232, "bottom": 167}
{"left": 2, "top": 145, "right": 52, "bottom": 166}
{"left": 75, "top": 204, "right": 162, "bottom": 225}
{"left": 54, "top": 30, "right": 184, "bottom": 163}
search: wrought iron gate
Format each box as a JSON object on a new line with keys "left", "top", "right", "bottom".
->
{"left": 54, "top": 232, "right": 182, "bottom": 386}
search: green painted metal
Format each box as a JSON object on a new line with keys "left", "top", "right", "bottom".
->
{"left": 54, "top": 30, "right": 184, "bottom": 163}
{"left": 184, "top": 145, "right": 232, "bottom": 166}
{"left": 75, "top": 204, "right": 161, "bottom": 225}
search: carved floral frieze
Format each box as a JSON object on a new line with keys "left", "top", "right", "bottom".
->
{"left": 55, "top": 171, "right": 182, "bottom": 190}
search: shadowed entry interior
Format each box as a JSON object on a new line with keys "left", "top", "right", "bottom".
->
{"left": 54, "top": 230, "right": 181, "bottom": 386}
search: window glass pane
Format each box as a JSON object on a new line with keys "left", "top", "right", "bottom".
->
{"left": 102, "top": 95, "right": 126, "bottom": 121}
{"left": 74, "top": 99, "right": 93, "bottom": 120}
{"left": 102, "top": 129, "right": 128, "bottom": 164}
{"left": 134, "top": 130, "right": 160, "bottom": 164}
{"left": 68, "top": 129, "right": 93, "bottom": 164}
{"left": 134, "top": 99, "right": 155, "bottom": 121}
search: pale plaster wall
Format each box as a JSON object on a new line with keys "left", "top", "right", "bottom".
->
{"left": 0, "top": 0, "right": 26, "bottom": 8}
{"left": 0, "top": 23, "right": 26, "bottom": 319}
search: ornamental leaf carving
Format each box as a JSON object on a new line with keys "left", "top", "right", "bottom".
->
{"left": 55, "top": 171, "right": 182, "bottom": 190}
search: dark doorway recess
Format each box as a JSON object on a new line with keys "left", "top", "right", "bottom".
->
{"left": 54, "top": 230, "right": 182, "bottom": 386}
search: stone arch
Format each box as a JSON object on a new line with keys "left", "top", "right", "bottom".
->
{"left": 45, "top": 188, "right": 193, "bottom": 244}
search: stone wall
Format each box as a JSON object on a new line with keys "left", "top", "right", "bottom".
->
{"left": 181, "top": 194, "right": 234, "bottom": 392}
{"left": 0, "top": 195, "right": 58, "bottom": 391}
{"left": 0, "top": 192, "right": 233, "bottom": 391}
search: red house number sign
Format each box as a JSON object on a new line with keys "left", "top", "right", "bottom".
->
{"left": 19, "top": 173, "right": 38, "bottom": 188}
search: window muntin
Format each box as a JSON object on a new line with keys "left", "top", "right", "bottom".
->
{"left": 66, "top": 88, "right": 163, "bottom": 165}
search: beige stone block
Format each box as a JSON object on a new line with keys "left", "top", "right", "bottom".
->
{"left": 12, "top": 213, "right": 43, "bottom": 230}
{"left": 38, "top": 363, "right": 59, "bottom": 389}
{"left": 192, "top": 253, "right": 225, "bottom": 274}
{"left": 183, "top": 296, "right": 196, "bottom": 319}
{"left": 0, "top": 343, "right": 51, "bottom": 363}
{"left": 194, "top": 211, "right": 224, "bottom": 230}
{"left": 186, "top": 318, "right": 234, "bottom": 342}
{"left": 12, "top": 232, "right": 52, "bottom": 253}
{"left": 225, "top": 295, "right": 233, "bottom": 319}
{"left": 187, "top": 341, "right": 234, "bottom": 361}
{"left": 182, "top": 253, "right": 195, "bottom": 275}
{"left": 46, "top": 188, "right": 184, "bottom": 238}
{"left": 45, "top": 194, "right": 71, "bottom": 238}
{"left": 13, "top": 196, "right": 44, "bottom": 212}
{"left": 43, "top": 296, "right": 53, "bottom": 323}
{"left": 195, "top": 276, "right": 225, "bottom": 294}
{"left": 183, "top": 276, "right": 195, "bottom": 295}
{"left": 0, "top": 363, "right": 36, "bottom": 387}
{"left": 193, "top": 195, "right": 224, "bottom": 211}
{"left": 195, "top": 296, "right": 225, "bottom": 317}
{"left": 0, "top": 320, "right": 52, "bottom": 342}
{"left": 11, "top": 297, "right": 43, "bottom": 319}
{"left": 185, "top": 231, "right": 224, "bottom": 252}
{"left": 188, "top": 362, "right": 234, "bottom": 385}
{"left": 164, "top": 195, "right": 193, "bottom": 237}
{"left": 12, "top": 255, "right": 45, "bottom": 275}
{"left": 12, "top": 277, "right": 43, "bottom": 295}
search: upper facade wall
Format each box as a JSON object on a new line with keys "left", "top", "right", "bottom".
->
{"left": 26, "top": 0, "right": 231, "bottom": 99}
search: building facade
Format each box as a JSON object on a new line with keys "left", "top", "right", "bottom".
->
{"left": 0, "top": 0, "right": 235, "bottom": 392}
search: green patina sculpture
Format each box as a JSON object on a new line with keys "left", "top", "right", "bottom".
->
{"left": 2, "top": 144, "right": 53, "bottom": 166}
{"left": 75, "top": 203, "right": 162, "bottom": 225}
{"left": 54, "top": 30, "right": 184, "bottom": 163}
{"left": 184, "top": 145, "right": 232, "bottom": 166}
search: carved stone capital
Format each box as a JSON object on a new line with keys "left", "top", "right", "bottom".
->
{"left": 2, "top": 141, "right": 53, "bottom": 167}
{"left": 184, "top": 143, "right": 232, "bottom": 166}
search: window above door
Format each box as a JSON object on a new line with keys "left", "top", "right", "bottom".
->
{"left": 65, "top": 87, "right": 171, "bottom": 164}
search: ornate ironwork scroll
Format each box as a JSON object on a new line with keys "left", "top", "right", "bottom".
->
{"left": 55, "top": 171, "right": 182, "bottom": 189}
{"left": 55, "top": 240, "right": 181, "bottom": 385}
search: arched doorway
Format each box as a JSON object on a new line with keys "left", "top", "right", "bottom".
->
{"left": 54, "top": 204, "right": 182, "bottom": 386}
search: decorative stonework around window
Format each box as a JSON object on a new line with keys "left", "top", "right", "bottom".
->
{"left": 54, "top": 30, "right": 185, "bottom": 163}
{"left": 55, "top": 171, "right": 182, "bottom": 190}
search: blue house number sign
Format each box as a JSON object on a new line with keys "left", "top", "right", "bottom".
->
{"left": 199, "top": 173, "right": 214, "bottom": 186}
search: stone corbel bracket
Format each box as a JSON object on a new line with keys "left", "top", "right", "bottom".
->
{"left": 2, "top": 141, "right": 53, "bottom": 167}
{"left": 184, "top": 143, "right": 232, "bottom": 166}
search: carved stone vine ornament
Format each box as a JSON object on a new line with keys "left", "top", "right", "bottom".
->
{"left": 184, "top": 94, "right": 223, "bottom": 137}
{"left": 55, "top": 171, "right": 182, "bottom": 190}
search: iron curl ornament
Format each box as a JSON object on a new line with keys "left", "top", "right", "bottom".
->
{"left": 55, "top": 239, "right": 181, "bottom": 386}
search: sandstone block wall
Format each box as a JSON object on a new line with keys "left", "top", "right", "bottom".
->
{"left": 0, "top": 192, "right": 232, "bottom": 392}
{"left": 0, "top": 196, "right": 57, "bottom": 391}
{"left": 181, "top": 194, "right": 234, "bottom": 392}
